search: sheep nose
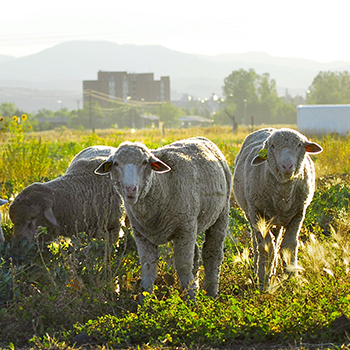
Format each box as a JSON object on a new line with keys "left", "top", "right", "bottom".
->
{"left": 282, "top": 162, "right": 294, "bottom": 173}
{"left": 125, "top": 185, "right": 137, "bottom": 195}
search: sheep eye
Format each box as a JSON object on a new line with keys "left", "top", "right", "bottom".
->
{"left": 142, "top": 160, "right": 148, "bottom": 166}
{"left": 271, "top": 144, "right": 275, "bottom": 149}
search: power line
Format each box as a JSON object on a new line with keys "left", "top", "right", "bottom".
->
{"left": 83, "top": 89, "right": 164, "bottom": 107}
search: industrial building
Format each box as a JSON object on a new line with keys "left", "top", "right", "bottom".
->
{"left": 83, "top": 71, "right": 170, "bottom": 107}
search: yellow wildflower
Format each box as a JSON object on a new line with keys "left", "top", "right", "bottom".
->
{"left": 0, "top": 117, "right": 3, "bottom": 122}
{"left": 22, "top": 114, "right": 28, "bottom": 121}
{"left": 12, "top": 116, "right": 18, "bottom": 122}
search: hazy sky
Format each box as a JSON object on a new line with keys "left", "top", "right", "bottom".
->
{"left": 1, "top": 0, "right": 348, "bottom": 62}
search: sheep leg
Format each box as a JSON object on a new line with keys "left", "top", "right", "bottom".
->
{"left": 281, "top": 213, "right": 304, "bottom": 271}
{"left": 269, "top": 226, "right": 284, "bottom": 278}
{"left": 202, "top": 212, "right": 227, "bottom": 298}
{"left": 248, "top": 212, "right": 278, "bottom": 288}
{"left": 173, "top": 236, "right": 196, "bottom": 301}
{"left": 192, "top": 242, "right": 200, "bottom": 278}
{"left": 133, "top": 230, "right": 159, "bottom": 294}
{"left": 252, "top": 227, "right": 276, "bottom": 289}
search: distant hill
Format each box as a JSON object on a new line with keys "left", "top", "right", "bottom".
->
{"left": 0, "top": 40, "right": 349, "bottom": 112}
{"left": 0, "top": 54, "right": 15, "bottom": 64}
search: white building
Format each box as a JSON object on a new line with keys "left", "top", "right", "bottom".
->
{"left": 297, "top": 104, "right": 350, "bottom": 136}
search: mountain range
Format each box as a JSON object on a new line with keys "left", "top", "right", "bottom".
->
{"left": 0, "top": 40, "right": 349, "bottom": 112}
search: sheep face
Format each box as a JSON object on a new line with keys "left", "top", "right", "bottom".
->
{"left": 9, "top": 187, "right": 58, "bottom": 241}
{"left": 252, "top": 129, "right": 323, "bottom": 183}
{"left": 95, "top": 143, "right": 171, "bottom": 205}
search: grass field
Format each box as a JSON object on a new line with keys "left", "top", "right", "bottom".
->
{"left": 1, "top": 124, "right": 350, "bottom": 350}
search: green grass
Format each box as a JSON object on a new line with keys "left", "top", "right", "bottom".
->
{"left": 1, "top": 125, "right": 350, "bottom": 349}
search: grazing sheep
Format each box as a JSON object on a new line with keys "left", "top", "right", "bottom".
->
{"left": 233, "top": 128, "right": 323, "bottom": 286}
{"left": 95, "top": 137, "right": 232, "bottom": 300}
{"left": 0, "top": 198, "right": 8, "bottom": 242}
{"left": 9, "top": 146, "right": 123, "bottom": 242}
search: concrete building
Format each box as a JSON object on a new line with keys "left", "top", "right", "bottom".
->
{"left": 83, "top": 71, "right": 170, "bottom": 107}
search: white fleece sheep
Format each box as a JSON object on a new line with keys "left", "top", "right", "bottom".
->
{"left": 95, "top": 137, "right": 232, "bottom": 300}
{"left": 233, "top": 128, "right": 322, "bottom": 286}
{"left": 0, "top": 198, "right": 8, "bottom": 242}
{"left": 9, "top": 146, "right": 123, "bottom": 242}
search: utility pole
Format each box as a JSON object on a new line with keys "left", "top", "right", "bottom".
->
{"left": 225, "top": 109, "right": 237, "bottom": 134}
{"left": 89, "top": 91, "right": 94, "bottom": 133}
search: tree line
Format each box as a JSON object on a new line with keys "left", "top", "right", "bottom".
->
{"left": 1, "top": 69, "right": 349, "bottom": 131}
{"left": 215, "top": 69, "right": 350, "bottom": 126}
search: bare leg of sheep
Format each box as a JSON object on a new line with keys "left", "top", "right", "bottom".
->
{"left": 173, "top": 236, "right": 197, "bottom": 301}
{"left": 192, "top": 243, "right": 200, "bottom": 277}
{"left": 134, "top": 231, "right": 159, "bottom": 296}
{"left": 202, "top": 214, "right": 227, "bottom": 298}
{"left": 269, "top": 226, "right": 284, "bottom": 280}
{"left": 252, "top": 228, "right": 276, "bottom": 289}
{"left": 280, "top": 215, "right": 303, "bottom": 271}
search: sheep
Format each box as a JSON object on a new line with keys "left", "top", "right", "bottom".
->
{"left": 95, "top": 137, "right": 232, "bottom": 301}
{"left": 9, "top": 145, "right": 123, "bottom": 243}
{"left": 0, "top": 198, "right": 8, "bottom": 242}
{"left": 233, "top": 128, "right": 323, "bottom": 287}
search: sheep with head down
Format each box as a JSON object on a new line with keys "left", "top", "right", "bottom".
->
{"left": 95, "top": 137, "right": 232, "bottom": 301}
{"left": 9, "top": 145, "right": 123, "bottom": 242}
{"left": 0, "top": 198, "right": 8, "bottom": 242}
{"left": 233, "top": 128, "right": 323, "bottom": 287}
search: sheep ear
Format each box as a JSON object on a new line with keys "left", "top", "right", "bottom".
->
{"left": 44, "top": 207, "right": 58, "bottom": 226}
{"left": 21, "top": 219, "right": 38, "bottom": 241}
{"left": 28, "top": 219, "right": 37, "bottom": 236}
{"left": 251, "top": 148, "right": 268, "bottom": 166}
{"left": 251, "top": 155, "right": 267, "bottom": 166}
{"left": 150, "top": 156, "right": 171, "bottom": 173}
{"left": 95, "top": 160, "right": 113, "bottom": 175}
{"left": 304, "top": 141, "right": 323, "bottom": 154}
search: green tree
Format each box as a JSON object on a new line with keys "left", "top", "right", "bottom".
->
{"left": 223, "top": 68, "right": 258, "bottom": 123}
{"left": 0, "top": 102, "right": 18, "bottom": 117}
{"left": 222, "top": 69, "right": 291, "bottom": 125}
{"left": 76, "top": 102, "right": 105, "bottom": 130}
{"left": 277, "top": 101, "right": 297, "bottom": 124}
{"left": 157, "top": 102, "right": 184, "bottom": 128}
{"left": 257, "top": 73, "right": 280, "bottom": 123}
{"left": 34, "top": 108, "right": 67, "bottom": 131}
{"left": 35, "top": 108, "right": 54, "bottom": 119}
{"left": 283, "top": 89, "right": 305, "bottom": 107}
{"left": 306, "top": 71, "right": 350, "bottom": 104}
{"left": 212, "top": 108, "right": 237, "bottom": 129}
{"left": 103, "top": 101, "right": 131, "bottom": 128}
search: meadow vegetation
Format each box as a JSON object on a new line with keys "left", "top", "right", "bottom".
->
{"left": 1, "top": 122, "right": 350, "bottom": 349}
